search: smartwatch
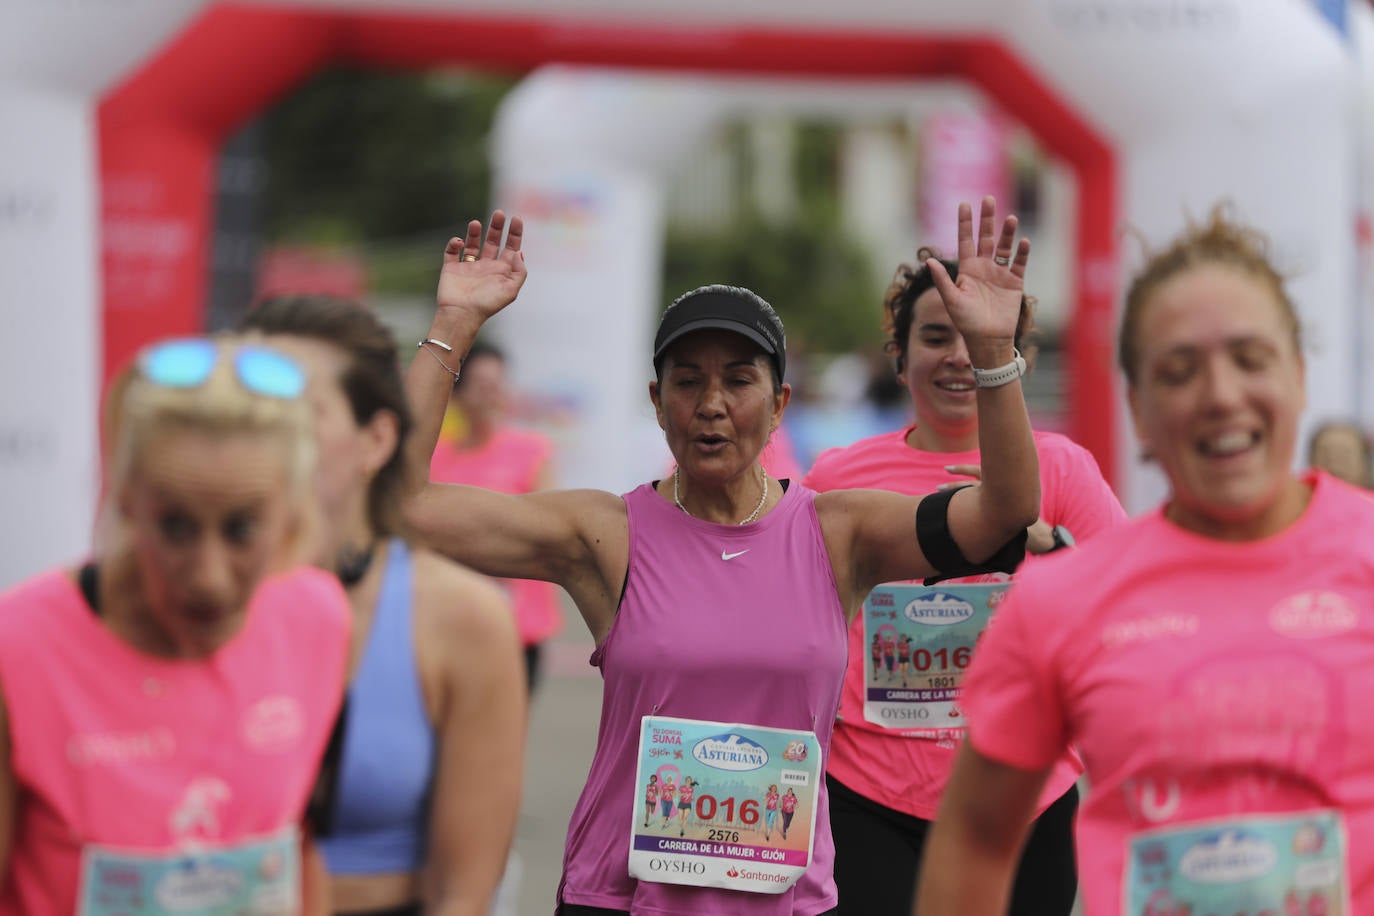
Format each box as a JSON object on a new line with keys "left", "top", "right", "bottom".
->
{"left": 1048, "top": 525, "right": 1076, "bottom": 553}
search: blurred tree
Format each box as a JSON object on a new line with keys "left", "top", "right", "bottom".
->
{"left": 258, "top": 68, "right": 516, "bottom": 294}
{"left": 252, "top": 72, "right": 882, "bottom": 351}
{"left": 662, "top": 217, "right": 879, "bottom": 355}
{"left": 661, "top": 121, "right": 883, "bottom": 355}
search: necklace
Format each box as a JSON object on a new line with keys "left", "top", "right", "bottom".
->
{"left": 673, "top": 465, "right": 769, "bottom": 525}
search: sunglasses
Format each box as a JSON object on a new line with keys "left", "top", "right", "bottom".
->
{"left": 138, "top": 338, "right": 305, "bottom": 400}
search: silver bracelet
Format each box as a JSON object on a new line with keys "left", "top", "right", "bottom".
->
{"left": 417, "top": 338, "right": 461, "bottom": 381}
{"left": 971, "top": 348, "right": 1026, "bottom": 388}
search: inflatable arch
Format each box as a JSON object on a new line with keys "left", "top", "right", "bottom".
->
{"left": 0, "top": 0, "right": 1358, "bottom": 588}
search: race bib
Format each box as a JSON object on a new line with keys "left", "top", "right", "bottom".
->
{"left": 628, "top": 716, "right": 821, "bottom": 894}
{"left": 862, "top": 583, "right": 1007, "bottom": 733}
{"left": 1124, "top": 811, "right": 1348, "bottom": 915}
{"left": 78, "top": 828, "right": 298, "bottom": 915}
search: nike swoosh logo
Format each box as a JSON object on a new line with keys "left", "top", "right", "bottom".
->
{"left": 721, "top": 549, "right": 750, "bottom": 561}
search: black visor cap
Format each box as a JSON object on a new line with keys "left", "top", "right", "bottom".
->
{"left": 652, "top": 291, "right": 785, "bottom": 382}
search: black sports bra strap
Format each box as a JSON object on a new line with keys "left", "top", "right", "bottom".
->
{"left": 304, "top": 696, "right": 350, "bottom": 838}
{"left": 78, "top": 562, "right": 101, "bottom": 617}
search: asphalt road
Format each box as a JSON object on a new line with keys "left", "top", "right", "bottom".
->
{"left": 499, "top": 629, "right": 603, "bottom": 916}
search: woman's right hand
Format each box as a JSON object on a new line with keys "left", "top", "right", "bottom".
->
{"left": 436, "top": 210, "right": 527, "bottom": 321}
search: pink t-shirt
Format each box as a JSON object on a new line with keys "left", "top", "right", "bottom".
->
{"left": 761, "top": 425, "right": 805, "bottom": 483}
{"left": 963, "top": 472, "right": 1374, "bottom": 914}
{"left": 803, "top": 426, "right": 1125, "bottom": 819}
{"left": 430, "top": 426, "right": 564, "bottom": 646}
{"left": 781, "top": 793, "right": 798, "bottom": 815}
{"left": 0, "top": 565, "right": 351, "bottom": 914}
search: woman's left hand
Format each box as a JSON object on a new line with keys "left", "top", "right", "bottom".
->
{"left": 925, "top": 196, "right": 1029, "bottom": 347}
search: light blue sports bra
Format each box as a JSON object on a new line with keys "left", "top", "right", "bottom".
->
{"left": 318, "top": 539, "right": 437, "bottom": 875}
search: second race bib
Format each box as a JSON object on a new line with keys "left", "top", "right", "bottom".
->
{"left": 1124, "top": 811, "right": 1349, "bottom": 915}
{"left": 77, "top": 827, "right": 299, "bottom": 915}
{"left": 862, "top": 583, "right": 1008, "bottom": 733}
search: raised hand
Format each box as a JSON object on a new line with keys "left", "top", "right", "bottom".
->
{"left": 436, "top": 210, "right": 527, "bottom": 321}
{"left": 926, "top": 196, "right": 1029, "bottom": 348}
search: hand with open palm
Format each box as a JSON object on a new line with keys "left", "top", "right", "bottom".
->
{"left": 436, "top": 210, "right": 527, "bottom": 322}
{"left": 926, "top": 196, "right": 1029, "bottom": 356}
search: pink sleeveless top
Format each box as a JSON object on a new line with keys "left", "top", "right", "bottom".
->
{"left": 0, "top": 565, "right": 351, "bottom": 914}
{"left": 430, "top": 427, "right": 563, "bottom": 646}
{"left": 558, "top": 482, "right": 847, "bottom": 915}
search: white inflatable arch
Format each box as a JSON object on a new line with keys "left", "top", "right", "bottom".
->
{"left": 0, "top": 0, "right": 1358, "bottom": 588}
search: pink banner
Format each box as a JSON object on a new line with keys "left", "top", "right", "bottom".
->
{"left": 918, "top": 111, "right": 1012, "bottom": 257}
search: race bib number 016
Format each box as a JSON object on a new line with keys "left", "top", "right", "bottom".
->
{"left": 628, "top": 716, "right": 821, "bottom": 895}
{"left": 77, "top": 828, "right": 298, "bottom": 915}
{"left": 863, "top": 583, "right": 1007, "bottom": 733}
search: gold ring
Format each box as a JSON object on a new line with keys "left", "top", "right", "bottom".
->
{"left": 462, "top": 255, "right": 479, "bottom": 262}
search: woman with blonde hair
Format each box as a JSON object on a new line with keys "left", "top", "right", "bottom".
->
{"left": 0, "top": 335, "right": 351, "bottom": 913}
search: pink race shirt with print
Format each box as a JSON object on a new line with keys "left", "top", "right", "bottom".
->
{"left": 430, "top": 426, "right": 563, "bottom": 646}
{"left": 963, "top": 472, "right": 1374, "bottom": 914}
{"left": 0, "top": 566, "right": 351, "bottom": 914}
{"left": 803, "top": 427, "right": 1125, "bottom": 820}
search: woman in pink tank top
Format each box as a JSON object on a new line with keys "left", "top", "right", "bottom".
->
{"left": 780, "top": 789, "right": 799, "bottom": 841}
{"left": 677, "top": 778, "right": 696, "bottom": 837}
{"left": 659, "top": 776, "right": 677, "bottom": 828}
{"left": 0, "top": 336, "right": 351, "bottom": 914}
{"left": 644, "top": 775, "right": 660, "bottom": 828}
{"left": 918, "top": 213, "right": 1374, "bottom": 915}
{"left": 402, "top": 201, "right": 1042, "bottom": 915}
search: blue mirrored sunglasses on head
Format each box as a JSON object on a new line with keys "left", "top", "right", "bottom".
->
{"left": 139, "top": 338, "right": 305, "bottom": 399}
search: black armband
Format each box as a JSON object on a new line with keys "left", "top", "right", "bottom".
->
{"left": 916, "top": 486, "right": 1028, "bottom": 586}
